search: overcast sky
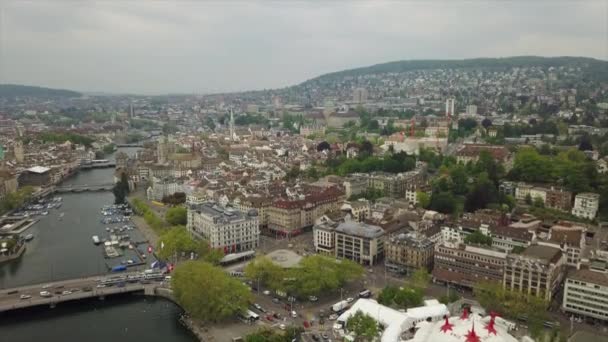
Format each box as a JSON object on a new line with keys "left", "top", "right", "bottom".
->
{"left": 0, "top": 1, "right": 606, "bottom": 94}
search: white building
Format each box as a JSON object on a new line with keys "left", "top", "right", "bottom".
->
{"left": 466, "top": 104, "right": 477, "bottom": 116}
{"left": 146, "top": 176, "right": 183, "bottom": 201}
{"left": 571, "top": 192, "right": 600, "bottom": 220}
{"left": 445, "top": 98, "right": 455, "bottom": 118}
{"left": 563, "top": 260, "right": 608, "bottom": 322}
{"left": 187, "top": 202, "right": 259, "bottom": 253}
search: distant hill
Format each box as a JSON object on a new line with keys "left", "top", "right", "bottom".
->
{"left": 302, "top": 56, "right": 608, "bottom": 84}
{"left": 0, "top": 84, "right": 81, "bottom": 98}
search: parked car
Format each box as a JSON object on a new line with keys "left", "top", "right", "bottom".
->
{"left": 308, "top": 296, "right": 318, "bottom": 302}
{"left": 82, "top": 287, "right": 93, "bottom": 292}
{"left": 279, "top": 324, "right": 286, "bottom": 330}
{"left": 346, "top": 297, "right": 354, "bottom": 303}
{"left": 291, "top": 310, "right": 297, "bottom": 318}
{"left": 272, "top": 297, "right": 280, "bottom": 304}
{"left": 263, "top": 290, "right": 271, "bottom": 295}
{"left": 61, "top": 290, "right": 72, "bottom": 295}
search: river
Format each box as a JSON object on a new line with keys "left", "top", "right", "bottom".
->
{"left": 0, "top": 148, "right": 197, "bottom": 342}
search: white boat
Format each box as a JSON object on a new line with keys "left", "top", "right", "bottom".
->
{"left": 41, "top": 211, "right": 49, "bottom": 216}
{"left": 24, "top": 234, "right": 34, "bottom": 241}
{"left": 59, "top": 213, "right": 65, "bottom": 218}
{"left": 92, "top": 235, "right": 101, "bottom": 245}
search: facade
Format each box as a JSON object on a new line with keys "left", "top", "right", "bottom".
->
{"left": 18, "top": 166, "right": 51, "bottom": 187}
{"left": 385, "top": 232, "right": 434, "bottom": 274}
{"left": 353, "top": 87, "right": 368, "bottom": 104}
{"left": 236, "top": 196, "right": 272, "bottom": 230}
{"left": 490, "top": 225, "right": 534, "bottom": 252}
{"left": 0, "top": 169, "right": 18, "bottom": 201}
{"left": 267, "top": 187, "right": 344, "bottom": 237}
{"left": 368, "top": 171, "right": 425, "bottom": 198}
{"left": 514, "top": 182, "right": 572, "bottom": 211}
{"left": 340, "top": 200, "right": 371, "bottom": 222}
{"left": 313, "top": 221, "right": 337, "bottom": 255}
{"left": 187, "top": 202, "right": 259, "bottom": 253}
{"left": 563, "top": 261, "right": 608, "bottom": 322}
{"left": 455, "top": 144, "right": 510, "bottom": 166}
{"left": 433, "top": 242, "right": 507, "bottom": 288}
{"left": 146, "top": 176, "right": 183, "bottom": 201}
{"left": 571, "top": 193, "right": 600, "bottom": 219}
{"left": 343, "top": 175, "right": 368, "bottom": 198}
{"left": 503, "top": 245, "right": 566, "bottom": 301}
{"left": 334, "top": 221, "right": 385, "bottom": 265}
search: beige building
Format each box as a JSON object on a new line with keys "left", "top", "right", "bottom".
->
{"left": 385, "top": 232, "right": 434, "bottom": 274}
{"left": 340, "top": 200, "right": 371, "bottom": 222}
{"left": 236, "top": 196, "right": 272, "bottom": 230}
{"left": 503, "top": 245, "right": 566, "bottom": 301}
{"left": 571, "top": 192, "right": 600, "bottom": 220}
{"left": 0, "top": 169, "right": 18, "bottom": 201}
{"left": 313, "top": 221, "right": 337, "bottom": 255}
{"left": 335, "top": 221, "right": 385, "bottom": 265}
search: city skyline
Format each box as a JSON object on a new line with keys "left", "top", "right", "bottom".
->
{"left": 0, "top": 1, "right": 606, "bottom": 94}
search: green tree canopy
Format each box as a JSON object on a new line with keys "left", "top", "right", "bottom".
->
{"left": 165, "top": 206, "right": 187, "bottom": 225}
{"left": 346, "top": 310, "right": 379, "bottom": 342}
{"left": 172, "top": 261, "right": 252, "bottom": 322}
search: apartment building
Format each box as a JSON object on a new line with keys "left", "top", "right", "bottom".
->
{"left": 335, "top": 221, "right": 385, "bottom": 265}
{"left": 236, "top": 196, "right": 272, "bottom": 230}
{"left": 385, "top": 232, "right": 434, "bottom": 274}
{"left": 187, "top": 202, "right": 259, "bottom": 253}
{"left": 340, "top": 200, "right": 371, "bottom": 222}
{"left": 514, "top": 182, "right": 572, "bottom": 212}
{"left": 433, "top": 241, "right": 507, "bottom": 289}
{"left": 343, "top": 175, "right": 368, "bottom": 198}
{"left": 455, "top": 144, "right": 510, "bottom": 166}
{"left": 267, "top": 187, "right": 344, "bottom": 237}
{"left": 368, "top": 170, "right": 425, "bottom": 198}
{"left": 503, "top": 245, "right": 566, "bottom": 301}
{"left": 313, "top": 220, "right": 338, "bottom": 255}
{"left": 563, "top": 260, "right": 608, "bottom": 322}
{"left": 571, "top": 193, "right": 600, "bottom": 220}
{"left": 490, "top": 225, "right": 534, "bottom": 252}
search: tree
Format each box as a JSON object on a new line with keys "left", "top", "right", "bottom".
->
{"left": 411, "top": 268, "right": 431, "bottom": 289}
{"left": 525, "top": 193, "right": 533, "bottom": 205}
{"left": 416, "top": 191, "right": 430, "bottom": 208}
{"left": 464, "top": 230, "right": 493, "bottom": 246}
{"left": 112, "top": 172, "right": 129, "bottom": 204}
{"left": 481, "top": 118, "right": 493, "bottom": 129}
{"left": 360, "top": 140, "right": 374, "bottom": 155}
{"left": 578, "top": 134, "right": 593, "bottom": 151}
{"left": 205, "top": 117, "right": 216, "bottom": 131}
{"left": 533, "top": 196, "right": 545, "bottom": 208}
{"left": 317, "top": 141, "right": 331, "bottom": 152}
{"left": 165, "top": 206, "right": 187, "bottom": 225}
{"left": 306, "top": 167, "right": 319, "bottom": 180}
{"left": 172, "top": 261, "right": 252, "bottom": 322}
{"left": 429, "top": 192, "right": 457, "bottom": 214}
{"left": 346, "top": 310, "right": 379, "bottom": 341}
{"left": 156, "top": 226, "right": 198, "bottom": 260}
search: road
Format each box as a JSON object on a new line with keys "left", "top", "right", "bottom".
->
{"left": 0, "top": 271, "right": 165, "bottom": 313}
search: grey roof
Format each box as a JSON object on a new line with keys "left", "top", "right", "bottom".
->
{"left": 335, "top": 221, "right": 384, "bottom": 239}
{"left": 521, "top": 245, "right": 562, "bottom": 264}
{"left": 190, "top": 202, "right": 256, "bottom": 223}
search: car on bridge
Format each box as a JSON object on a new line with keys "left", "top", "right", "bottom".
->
{"left": 39, "top": 291, "right": 52, "bottom": 298}
{"left": 20, "top": 294, "right": 31, "bottom": 300}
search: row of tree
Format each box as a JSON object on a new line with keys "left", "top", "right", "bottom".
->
{"left": 244, "top": 255, "right": 364, "bottom": 298}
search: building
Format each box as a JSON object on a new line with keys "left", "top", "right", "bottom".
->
{"left": 514, "top": 183, "right": 572, "bottom": 211}
{"left": 368, "top": 171, "right": 425, "bottom": 199}
{"left": 187, "top": 202, "right": 259, "bottom": 253}
{"left": 18, "top": 166, "right": 51, "bottom": 187}
{"left": 267, "top": 187, "right": 345, "bottom": 237}
{"left": 455, "top": 144, "right": 510, "bottom": 166}
{"left": 385, "top": 232, "right": 434, "bottom": 274}
{"left": 0, "top": 168, "right": 18, "bottom": 201}
{"left": 13, "top": 140, "right": 24, "bottom": 163}
{"left": 503, "top": 245, "right": 566, "bottom": 301}
{"left": 299, "top": 124, "right": 325, "bottom": 137}
{"left": 445, "top": 98, "right": 455, "bottom": 118}
{"left": 343, "top": 175, "right": 369, "bottom": 198}
{"left": 335, "top": 221, "right": 385, "bottom": 265}
{"left": 466, "top": 104, "right": 477, "bottom": 116}
{"left": 490, "top": 225, "right": 534, "bottom": 252}
{"left": 563, "top": 260, "right": 608, "bottom": 323}
{"left": 433, "top": 241, "right": 507, "bottom": 289}
{"left": 236, "top": 196, "right": 272, "bottom": 230}
{"left": 146, "top": 176, "right": 183, "bottom": 201}
{"left": 548, "top": 222, "right": 585, "bottom": 267}
{"left": 353, "top": 87, "right": 368, "bottom": 104}
{"left": 340, "top": 200, "right": 371, "bottom": 222}
{"left": 571, "top": 192, "right": 600, "bottom": 219}
{"left": 313, "top": 220, "right": 337, "bottom": 255}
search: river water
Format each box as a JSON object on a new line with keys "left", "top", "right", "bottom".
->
{"left": 0, "top": 148, "right": 197, "bottom": 342}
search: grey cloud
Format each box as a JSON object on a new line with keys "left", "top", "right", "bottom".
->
{"left": 0, "top": 0, "right": 605, "bottom": 94}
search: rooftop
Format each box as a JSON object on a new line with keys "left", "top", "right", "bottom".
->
{"left": 520, "top": 244, "right": 562, "bottom": 264}
{"left": 335, "top": 221, "right": 384, "bottom": 239}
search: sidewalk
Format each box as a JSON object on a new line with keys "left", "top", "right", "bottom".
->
{"left": 131, "top": 215, "right": 159, "bottom": 247}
